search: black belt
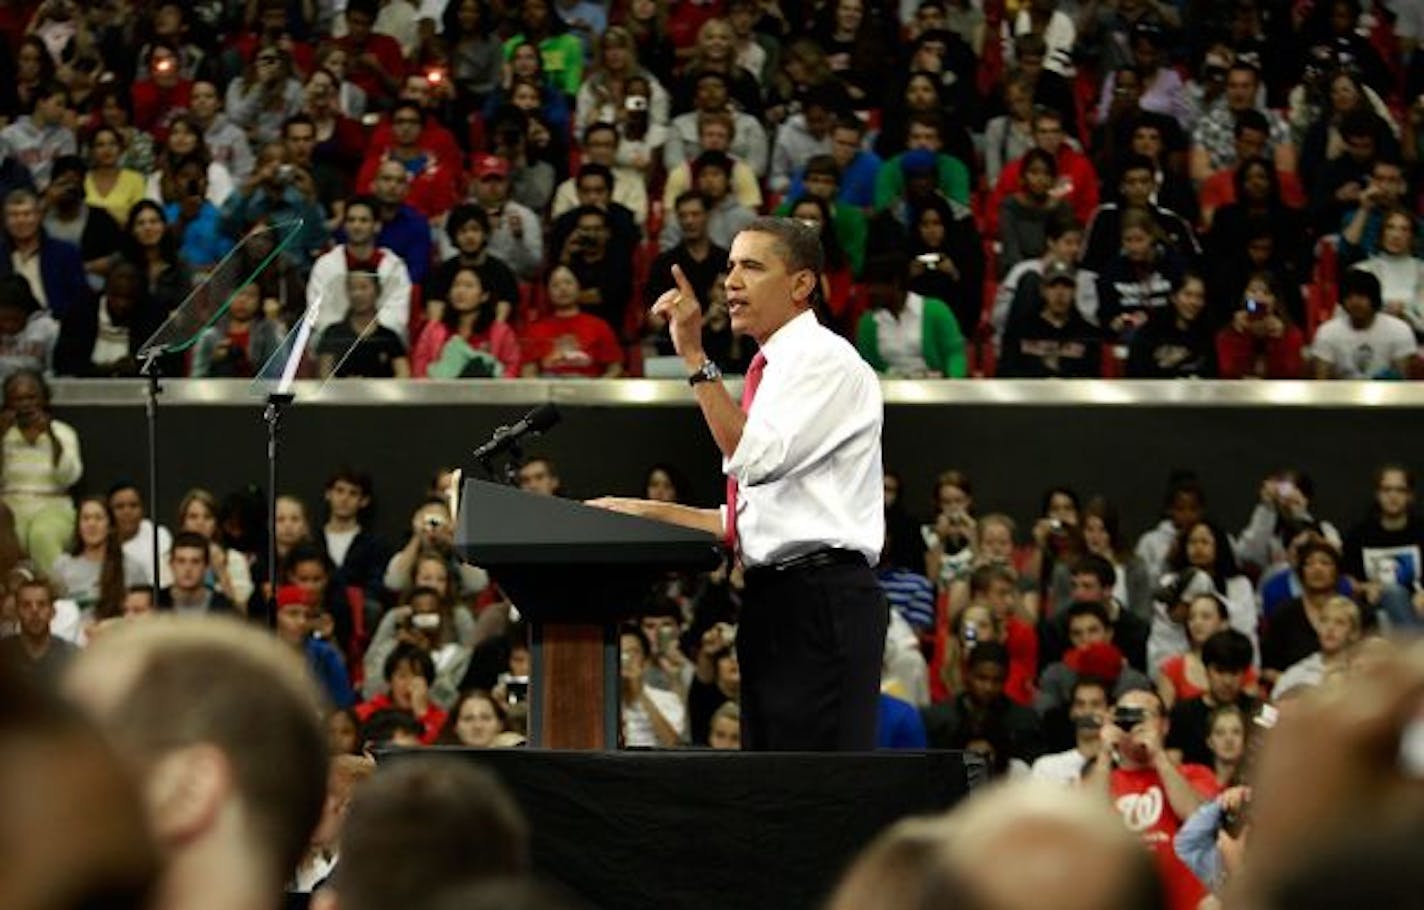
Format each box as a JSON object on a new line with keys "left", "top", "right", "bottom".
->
{"left": 745, "top": 548, "right": 868, "bottom": 580}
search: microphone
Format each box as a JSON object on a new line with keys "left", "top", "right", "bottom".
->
{"left": 472, "top": 403, "right": 561, "bottom": 461}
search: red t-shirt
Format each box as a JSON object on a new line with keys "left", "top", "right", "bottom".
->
{"left": 1159, "top": 653, "right": 1259, "bottom": 704}
{"left": 353, "top": 692, "right": 446, "bottom": 745}
{"left": 1110, "top": 763, "right": 1222, "bottom": 910}
{"left": 520, "top": 312, "right": 623, "bottom": 377}
{"left": 337, "top": 34, "right": 408, "bottom": 99}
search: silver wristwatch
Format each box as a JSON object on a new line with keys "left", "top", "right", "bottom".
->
{"left": 687, "top": 358, "right": 723, "bottom": 386}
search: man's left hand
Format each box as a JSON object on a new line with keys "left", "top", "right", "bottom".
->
{"left": 586, "top": 496, "right": 650, "bottom": 517}
{"left": 651, "top": 264, "right": 705, "bottom": 365}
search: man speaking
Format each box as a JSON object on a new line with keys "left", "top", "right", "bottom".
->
{"left": 593, "top": 218, "right": 888, "bottom": 750}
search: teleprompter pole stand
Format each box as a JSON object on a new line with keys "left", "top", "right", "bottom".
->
{"left": 140, "top": 352, "right": 163, "bottom": 588}
{"left": 263, "top": 392, "right": 295, "bottom": 626}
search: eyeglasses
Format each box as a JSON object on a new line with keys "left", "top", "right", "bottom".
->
{"left": 257, "top": 55, "right": 280, "bottom": 64}
{"left": 392, "top": 117, "right": 422, "bottom": 125}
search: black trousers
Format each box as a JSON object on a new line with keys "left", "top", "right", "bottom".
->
{"left": 737, "top": 560, "right": 889, "bottom": 751}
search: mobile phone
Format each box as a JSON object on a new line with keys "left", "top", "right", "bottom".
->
{"left": 410, "top": 612, "right": 440, "bottom": 631}
{"left": 500, "top": 674, "right": 530, "bottom": 705}
{"left": 916, "top": 253, "right": 941, "bottom": 265}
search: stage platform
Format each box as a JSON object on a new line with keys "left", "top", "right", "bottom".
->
{"left": 387, "top": 747, "right": 974, "bottom": 910}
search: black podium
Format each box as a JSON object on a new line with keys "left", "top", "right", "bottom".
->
{"left": 456, "top": 479, "right": 722, "bottom": 748}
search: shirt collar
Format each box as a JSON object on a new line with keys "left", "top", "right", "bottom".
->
{"left": 758, "top": 308, "right": 817, "bottom": 364}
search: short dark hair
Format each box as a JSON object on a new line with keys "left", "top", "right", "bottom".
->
{"left": 1234, "top": 108, "right": 1270, "bottom": 137}
{"left": 169, "top": 531, "right": 211, "bottom": 562}
{"left": 1045, "top": 210, "right": 1083, "bottom": 242}
{"left": 692, "top": 149, "right": 734, "bottom": 177}
{"left": 345, "top": 0, "right": 380, "bottom": 20}
{"left": 1071, "top": 675, "right": 1111, "bottom": 704}
{"left": 282, "top": 113, "right": 316, "bottom": 136}
{"left": 332, "top": 757, "right": 528, "bottom": 910}
{"left": 384, "top": 642, "right": 436, "bottom": 684}
{"left": 576, "top": 162, "right": 614, "bottom": 192}
{"left": 1119, "top": 153, "right": 1156, "bottom": 178}
{"left": 736, "top": 216, "right": 824, "bottom": 279}
{"left": 1340, "top": 268, "right": 1383, "bottom": 311}
{"left": 359, "top": 707, "right": 425, "bottom": 746}
{"left": 804, "top": 154, "right": 840, "bottom": 181}
{"left": 326, "top": 465, "right": 374, "bottom": 497}
{"left": 694, "top": 69, "right": 731, "bottom": 91}
{"left": 283, "top": 543, "right": 331, "bottom": 579}
{"left": 571, "top": 204, "right": 608, "bottom": 227}
{"left": 1064, "top": 600, "right": 1112, "bottom": 631}
{"left": 1201, "top": 629, "right": 1253, "bottom": 672}
{"left": 1294, "top": 540, "right": 1340, "bottom": 571}
{"left": 1070, "top": 554, "right": 1116, "bottom": 589}
{"left": 344, "top": 195, "right": 380, "bottom": 221}
{"left": 965, "top": 640, "right": 1010, "bottom": 670}
{"left": 48, "top": 154, "right": 86, "bottom": 183}
{"left": 446, "top": 202, "right": 491, "bottom": 243}
{"left": 582, "top": 121, "right": 618, "bottom": 144}
{"left": 832, "top": 113, "right": 865, "bottom": 136}
{"left": 0, "top": 274, "right": 39, "bottom": 315}
{"left": 673, "top": 190, "right": 706, "bottom": 212}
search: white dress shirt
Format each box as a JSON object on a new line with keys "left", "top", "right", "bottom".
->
{"left": 724, "top": 310, "right": 884, "bottom": 568}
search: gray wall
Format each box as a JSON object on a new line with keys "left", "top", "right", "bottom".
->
{"left": 53, "top": 380, "right": 1422, "bottom": 547}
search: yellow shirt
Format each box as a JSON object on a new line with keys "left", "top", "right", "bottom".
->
{"left": 84, "top": 169, "right": 148, "bottom": 226}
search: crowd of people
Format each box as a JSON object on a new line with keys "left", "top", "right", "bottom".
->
{"left": 4, "top": 350, "right": 1424, "bottom": 905}
{"left": 0, "top": 0, "right": 1420, "bottom": 380}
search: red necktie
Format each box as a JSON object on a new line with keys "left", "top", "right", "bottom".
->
{"left": 725, "top": 350, "right": 766, "bottom": 554}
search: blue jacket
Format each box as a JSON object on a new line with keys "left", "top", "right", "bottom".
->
{"left": 305, "top": 636, "right": 354, "bottom": 708}
{"left": 877, "top": 693, "right": 928, "bottom": 749}
{"left": 376, "top": 204, "right": 432, "bottom": 285}
{"left": 0, "top": 231, "right": 89, "bottom": 320}
{"left": 787, "top": 149, "right": 882, "bottom": 210}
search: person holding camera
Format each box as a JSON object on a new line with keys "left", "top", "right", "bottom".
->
{"left": 1214, "top": 271, "right": 1306, "bottom": 379}
{"left": 1088, "top": 688, "right": 1221, "bottom": 910}
{"left": 687, "top": 620, "right": 740, "bottom": 746}
{"left": 1031, "top": 675, "right": 1110, "bottom": 784}
{"left": 218, "top": 141, "right": 329, "bottom": 271}
{"left": 855, "top": 248, "right": 968, "bottom": 378}
{"left": 620, "top": 624, "right": 686, "bottom": 748}
{"left": 363, "top": 584, "right": 474, "bottom": 711}
{"left": 382, "top": 497, "right": 489, "bottom": 601}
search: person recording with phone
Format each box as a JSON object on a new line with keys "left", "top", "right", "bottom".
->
{"left": 1214, "top": 271, "right": 1305, "bottom": 379}
{"left": 1088, "top": 688, "right": 1221, "bottom": 910}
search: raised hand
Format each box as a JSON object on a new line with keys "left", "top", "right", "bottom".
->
{"left": 650, "top": 264, "right": 705, "bottom": 364}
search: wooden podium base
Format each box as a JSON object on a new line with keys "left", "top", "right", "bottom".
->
{"left": 529, "top": 622, "right": 619, "bottom": 749}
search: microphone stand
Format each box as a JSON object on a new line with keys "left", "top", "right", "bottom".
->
{"left": 474, "top": 439, "right": 523, "bottom": 488}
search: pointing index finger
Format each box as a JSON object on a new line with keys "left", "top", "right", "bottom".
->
{"left": 671, "top": 263, "right": 695, "bottom": 299}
